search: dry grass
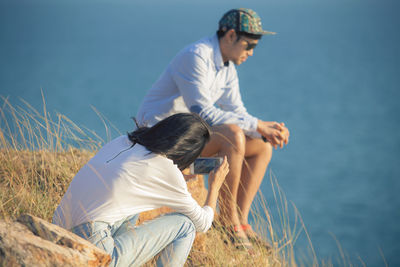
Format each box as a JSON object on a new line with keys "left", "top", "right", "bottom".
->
{"left": 0, "top": 96, "right": 331, "bottom": 266}
{"left": 0, "top": 95, "right": 101, "bottom": 220}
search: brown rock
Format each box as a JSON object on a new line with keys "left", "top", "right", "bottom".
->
{"left": 0, "top": 214, "right": 111, "bottom": 267}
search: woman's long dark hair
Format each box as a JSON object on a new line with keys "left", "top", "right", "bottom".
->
{"left": 128, "top": 113, "right": 211, "bottom": 170}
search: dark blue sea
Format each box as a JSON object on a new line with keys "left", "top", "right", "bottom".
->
{"left": 1, "top": 0, "right": 399, "bottom": 265}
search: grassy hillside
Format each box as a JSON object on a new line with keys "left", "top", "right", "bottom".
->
{"left": 0, "top": 97, "right": 325, "bottom": 266}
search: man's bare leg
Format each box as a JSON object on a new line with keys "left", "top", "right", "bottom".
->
{"left": 237, "top": 138, "right": 272, "bottom": 226}
{"left": 201, "top": 124, "right": 246, "bottom": 231}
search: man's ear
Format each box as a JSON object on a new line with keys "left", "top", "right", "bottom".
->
{"left": 226, "top": 29, "right": 237, "bottom": 43}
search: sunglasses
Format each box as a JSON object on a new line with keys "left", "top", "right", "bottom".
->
{"left": 243, "top": 39, "right": 258, "bottom": 51}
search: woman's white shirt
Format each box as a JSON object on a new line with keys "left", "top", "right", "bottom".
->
{"left": 53, "top": 135, "right": 214, "bottom": 232}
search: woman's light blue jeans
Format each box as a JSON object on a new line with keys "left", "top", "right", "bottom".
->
{"left": 71, "top": 213, "right": 196, "bottom": 266}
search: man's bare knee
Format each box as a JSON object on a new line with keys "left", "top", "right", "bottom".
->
{"left": 263, "top": 141, "right": 273, "bottom": 163}
{"left": 202, "top": 124, "right": 247, "bottom": 157}
{"left": 245, "top": 137, "right": 273, "bottom": 162}
{"left": 215, "top": 124, "right": 246, "bottom": 155}
{"left": 254, "top": 140, "right": 273, "bottom": 166}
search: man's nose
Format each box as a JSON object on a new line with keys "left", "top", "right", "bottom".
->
{"left": 248, "top": 49, "right": 254, "bottom": 56}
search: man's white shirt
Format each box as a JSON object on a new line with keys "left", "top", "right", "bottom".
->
{"left": 136, "top": 34, "right": 261, "bottom": 138}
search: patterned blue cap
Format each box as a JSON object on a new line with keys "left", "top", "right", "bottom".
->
{"left": 219, "top": 8, "right": 275, "bottom": 35}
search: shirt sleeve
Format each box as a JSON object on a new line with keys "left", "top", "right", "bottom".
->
{"left": 170, "top": 51, "right": 259, "bottom": 134}
{"left": 146, "top": 161, "right": 215, "bottom": 233}
{"left": 166, "top": 173, "right": 215, "bottom": 233}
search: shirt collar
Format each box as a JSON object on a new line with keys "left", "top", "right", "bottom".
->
{"left": 212, "top": 34, "right": 228, "bottom": 71}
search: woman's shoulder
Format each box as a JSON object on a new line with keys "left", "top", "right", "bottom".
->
{"left": 101, "top": 135, "right": 131, "bottom": 150}
{"left": 145, "top": 153, "right": 186, "bottom": 184}
{"left": 89, "top": 136, "right": 136, "bottom": 164}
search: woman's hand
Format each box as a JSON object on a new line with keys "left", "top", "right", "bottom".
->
{"left": 204, "top": 156, "right": 229, "bottom": 214}
{"left": 208, "top": 156, "right": 229, "bottom": 192}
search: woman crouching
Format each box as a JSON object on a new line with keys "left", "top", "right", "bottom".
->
{"left": 53, "top": 113, "right": 229, "bottom": 266}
